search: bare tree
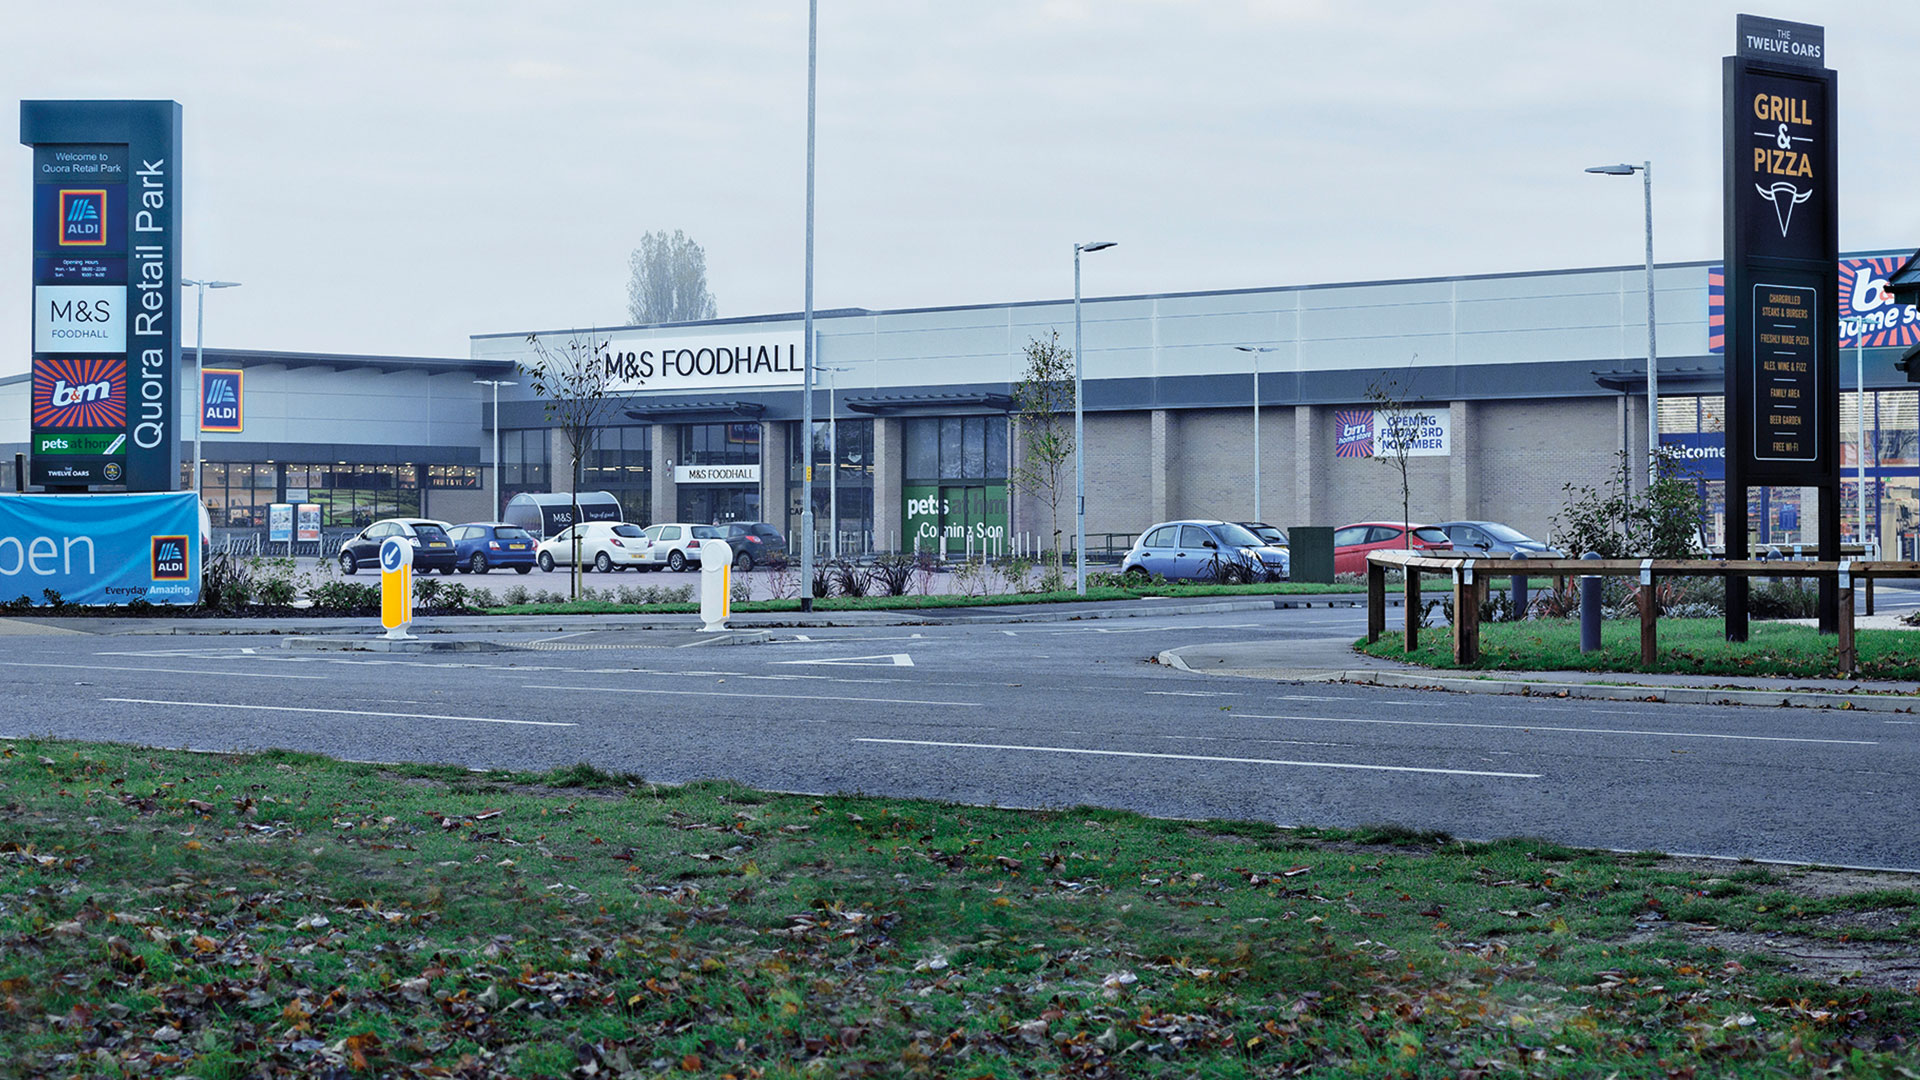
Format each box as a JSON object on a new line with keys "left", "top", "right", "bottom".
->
{"left": 1364, "top": 373, "right": 1415, "bottom": 544}
{"left": 1010, "top": 331, "right": 1074, "bottom": 587}
{"left": 626, "top": 230, "right": 718, "bottom": 325}
{"left": 517, "top": 330, "right": 619, "bottom": 599}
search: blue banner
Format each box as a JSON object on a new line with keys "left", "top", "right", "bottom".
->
{"left": 1661, "top": 433, "right": 1726, "bottom": 482}
{"left": 0, "top": 492, "right": 201, "bottom": 605}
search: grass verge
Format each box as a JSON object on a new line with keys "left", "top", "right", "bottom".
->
{"left": 1357, "top": 617, "right": 1920, "bottom": 681}
{"left": 3, "top": 739, "right": 1917, "bottom": 1077}
{"left": 484, "top": 580, "right": 1364, "bottom": 617}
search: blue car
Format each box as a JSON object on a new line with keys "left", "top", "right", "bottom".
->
{"left": 1121, "top": 519, "right": 1290, "bottom": 583}
{"left": 447, "top": 522, "right": 539, "bottom": 574}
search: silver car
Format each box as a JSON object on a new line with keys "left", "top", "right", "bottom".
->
{"left": 1121, "top": 520, "right": 1290, "bottom": 583}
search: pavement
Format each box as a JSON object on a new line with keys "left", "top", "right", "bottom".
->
{"left": 1157, "top": 626, "right": 1920, "bottom": 713}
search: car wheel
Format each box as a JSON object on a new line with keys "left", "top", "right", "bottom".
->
{"left": 732, "top": 550, "right": 752, "bottom": 572}
{"left": 439, "top": 566, "right": 456, "bottom": 575}
{"left": 470, "top": 553, "right": 489, "bottom": 575}
{"left": 538, "top": 552, "right": 555, "bottom": 573}
{"left": 514, "top": 564, "right": 532, "bottom": 575}
{"left": 667, "top": 550, "right": 687, "bottom": 573}
{"left": 339, "top": 551, "right": 357, "bottom": 575}
{"left": 1123, "top": 565, "right": 1149, "bottom": 583}
{"left": 595, "top": 552, "right": 613, "bottom": 574}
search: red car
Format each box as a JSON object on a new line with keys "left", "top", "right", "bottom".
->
{"left": 1332, "top": 522, "right": 1453, "bottom": 576}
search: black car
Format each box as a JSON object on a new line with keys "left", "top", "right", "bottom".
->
{"left": 719, "top": 522, "right": 787, "bottom": 569}
{"left": 338, "top": 518, "right": 460, "bottom": 575}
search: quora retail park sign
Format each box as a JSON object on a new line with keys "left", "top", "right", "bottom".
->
{"left": 592, "top": 331, "right": 805, "bottom": 395}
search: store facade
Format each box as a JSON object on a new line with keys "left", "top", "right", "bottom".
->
{"left": 4, "top": 251, "right": 1915, "bottom": 554}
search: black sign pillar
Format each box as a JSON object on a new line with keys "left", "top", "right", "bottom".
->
{"left": 1723, "top": 16, "right": 1838, "bottom": 640}
{"left": 19, "top": 100, "right": 183, "bottom": 493}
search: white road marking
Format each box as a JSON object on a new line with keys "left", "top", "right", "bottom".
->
{"left": 794, "top": 634, "right": 813, "bottom": 642}
{"left": 1235, "top": 713, "right": 1876, "bottom": 746}
{"left": 101, "top": 697, "right": 574, "bottom": 727}
{"left": 524, "top": 684, "right": 979, "bottom": 707}
{"left": 1888, "top": 721, "right": 1916, "bottom": 726}
{"left": 854, "top": 738, "right": 1540, "bottom": 779}
{"left": 770, "top": 653, "right": 915, "bottom": 667}
{"left": 1145, "top": 690, "right": 1244, "bottom": 698}
{"left": 0, "top": 661, "right": 324, "bottom": 680}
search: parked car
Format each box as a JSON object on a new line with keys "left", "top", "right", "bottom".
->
{"left": 1236, "top": 522, "right": 1289, "bottom": 549}
{"left": 1430, "top": 520, "right": 1563, "bottom": 560}
{"left": 1332, "top": 522, "right": 1452, "bottom": 576}
{"left": 633, "top": 522, "right": 725, "bottom": 572}
{"left": 447, "top": 522, "right": 538, "bottom": 574}
{"left": 719, "top": 522, "right": 787, "bottom": 570}
{"left": 536, "top": 521, "right": 650, "bottom": 573}
{"left": 338, "top": 518, "right": 459, "bottom": 575}
{"left": 1120, "top": 520, "right": 1290, "bottom": 583}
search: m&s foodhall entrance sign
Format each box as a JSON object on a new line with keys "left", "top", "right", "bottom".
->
{"left": 1721, "top": 14, "right": 1838, "bottom": 637}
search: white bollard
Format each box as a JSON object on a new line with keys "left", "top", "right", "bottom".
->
{"left": 699, "top": 539, "right": 733, "bottom": 632}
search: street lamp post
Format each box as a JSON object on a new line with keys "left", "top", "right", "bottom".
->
{"left": 1072, "top": 240, "right": 1116, "bottom": 595}
{"left": 799, "top": 0, "right": 819, "bottom": 612}
{"left": 1235, "top": 346, "right": 1279, "bottom": 522}
{"left": 180, "top": 279, "right": 241, "bottom": 494}
{"left": 473, "top": 379, "right": 518, "bottom": 518}
{"left": 1585, "top": 161, "right": 1658, "bottom": 492}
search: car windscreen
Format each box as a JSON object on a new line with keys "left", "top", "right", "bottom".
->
{"left": 1246, "top": 524, "right": 1287, "bottom": 544}
{"left": 1411, "top": 527, "right": 1450, "bottom": 544}
{"left": 1479, "top": 523, "right": 1533, "bottom": 543}
{"left": 493, "top": 527, "right": 533, "bottom": 541}
{"left": 612, "top": 525, "right": 645, "bottom": 538}
{"left": 413, "top": 525, "right": 449, "bottom": 543}
{"left": 1212, "top": 523, "right": 1264, "bottom": 547}
{"left": 691, "top": 526, "right": 723, "bottom": 539}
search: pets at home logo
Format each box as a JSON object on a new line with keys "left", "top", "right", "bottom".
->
{"left": 150, "top": 536, "right": 189, "bottom": 581}
{"left": 58, "top": 190, "right": 106, "bottom": 246}
{"left": 1334, "top": 409, "right": 1374, "bottom": 458}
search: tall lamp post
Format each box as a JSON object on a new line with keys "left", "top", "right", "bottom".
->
{"left": 473, "top": 378, "right": 518, "bottom": 518}
{"left": 1072, "top": 240, "right": 1116, "bottom": 595}
{"left": 799, "top": 0, "right": 819, "bottom": 612}
{"left": 1585, "top": 161, "right": 1658, "bottom": 492}
{"left": 180, "top": 279, "right": 241, "bottom": 494}
{"left": 1235, "top": 345, "right": 1279, "bottom": 522}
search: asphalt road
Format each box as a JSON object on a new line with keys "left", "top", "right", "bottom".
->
{"left": 3, "top": 602, "right": 1916, "bottom": 869}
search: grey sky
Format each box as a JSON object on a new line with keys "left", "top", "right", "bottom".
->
{"left": 3, "top": 1, "right": 1914, "bottom": 374}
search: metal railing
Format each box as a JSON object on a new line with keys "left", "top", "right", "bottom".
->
{"left": 1366, "top": 548, "right": 1905, "bottom": 674}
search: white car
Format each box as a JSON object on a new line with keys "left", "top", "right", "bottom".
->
{"left": 634, "top": 522, "right": 724, "bottom": 572}
{"left": 536, "top": 521, "right": 650, "bottom": 573}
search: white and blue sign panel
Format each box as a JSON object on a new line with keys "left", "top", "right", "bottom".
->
{"left": 0, "top": 492, "right": 200, "bottom": 605}
{"left": 202, "top": 368, "right": 242, "bottom": 432}
{"left": 1662, "top": 433, "right": 1727, "bottom": 482}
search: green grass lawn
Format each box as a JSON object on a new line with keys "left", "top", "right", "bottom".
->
{"left": 1358, "top": 617, "right": 1920, "bottom": 681}
{"left": 4, "top": 740, "right": 1919, "bottom": 1077}
{"left": 485, "top": 580, "right": 1364, "bottom": 617}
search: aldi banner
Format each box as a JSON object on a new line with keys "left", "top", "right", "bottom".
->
{"left": 0, "top": 492, "right": 200, "bottom": 605}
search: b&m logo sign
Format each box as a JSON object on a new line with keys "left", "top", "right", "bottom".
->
{"left": 201, "top": 369, "right": 243, "bottom": 433}
{"left": 58, "top": 189, "right": 106, "bottom": 246}
{"left": 32, "top": 356, "right": 126, "bottom": 430}
{"left": 1710, "top": 257, "right": 1920, "bottom": 351}
{"left": 1334, "top": 410, "right": 1374, "bottom": 458}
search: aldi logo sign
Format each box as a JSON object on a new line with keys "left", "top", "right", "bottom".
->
{"left": 201, "top": 369, "right": 243, "bottom": 432}
{"left": 150, "top": 535, "right": 189, "bottom": 580}
{"left": 58, "top": 189, "right": 106, "bottom": 246}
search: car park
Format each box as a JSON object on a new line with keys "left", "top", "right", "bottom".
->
{"left": 1332, "top": 522, "right": 1452, "bottom": 576}
{"left": 1430, "top": 520, "right": 1563, "bottom": 559}
{"left": 446, "top": 522, "right": 538, "bottom": 574}
{"left": 633, "top": 522, "right": 724, "bottom": 572}
{"left": 338, "top": 518, "right": 459, "bottom": 575}
{"left": 1120, "top": 519, "right": 1290, "bottom": 582}
{"left": 536, "top": 521, "right": 650, "bottom": 573}
{"left": 719, "top": 521, "right": 787, "bottom": 570}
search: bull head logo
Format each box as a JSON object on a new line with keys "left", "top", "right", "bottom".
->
{"left": 1754, "top": 182, "right": 1812, "bottom": 237}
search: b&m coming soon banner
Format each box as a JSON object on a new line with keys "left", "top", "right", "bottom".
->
{"left": 0, "top": 492, "right": 200, "bottom": 605}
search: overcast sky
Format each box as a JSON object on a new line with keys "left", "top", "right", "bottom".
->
{"left": 3, "top": 1, "right": 1915, "bottom": 375}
